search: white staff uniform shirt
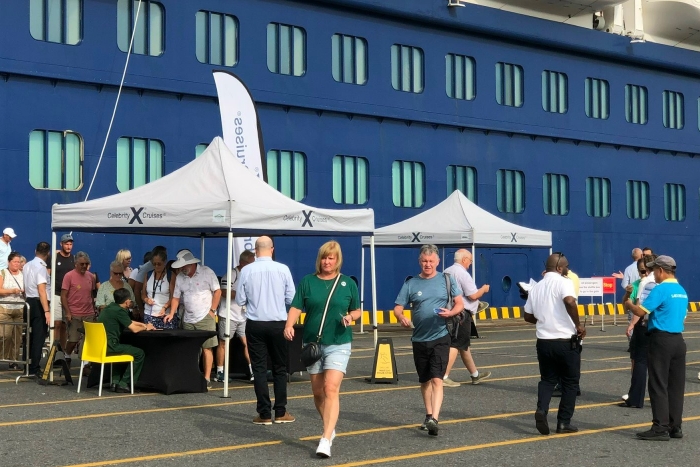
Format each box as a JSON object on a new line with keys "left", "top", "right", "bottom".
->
{"left": 24, "top": 256, "right": 49, "bottom": 299}
{"left": 525, "top": 272, "right": 577, "bottom": 340}
{"left": 173, "top": 265, "right": 220, "bottom": 324}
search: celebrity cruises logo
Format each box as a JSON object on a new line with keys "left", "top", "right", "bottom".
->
{"left": 107, "top": 207, "right": 165, "bottom": 224}
{"left": 283, "top": 210, "right": 329, "bottom": 228}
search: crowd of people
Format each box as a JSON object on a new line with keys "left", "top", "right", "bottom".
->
{"left": 0, "top": 228, "right": 691, "bottom": 455}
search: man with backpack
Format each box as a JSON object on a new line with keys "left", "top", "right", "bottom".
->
{"left": 394, "top": 244, "right": 463, "bottom": 437}
{"left": 442, "top": 249, "right": 492, "bottom": 387}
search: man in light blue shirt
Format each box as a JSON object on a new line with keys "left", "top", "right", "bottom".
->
{"left": 236, "top": 236, "right": 295, "bottom": 425}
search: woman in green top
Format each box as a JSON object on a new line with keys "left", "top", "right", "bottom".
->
{"left": 284, "top": 241, "right": 361, "bottom": 459}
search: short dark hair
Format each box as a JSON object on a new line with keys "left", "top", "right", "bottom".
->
{"left": 35, "top": 242, "right": 50, "bottom": 255}
{"left": 642, "top": 246, "right": 653, "bottom": 254}
{"left": 7, "top": 251, "right": 21, "bottom": 263}
{"left": 113, "top": 288, "right": 131, "bottom": 305}
{"left": 143, "top": 251, "right": 153, "bottom": 263}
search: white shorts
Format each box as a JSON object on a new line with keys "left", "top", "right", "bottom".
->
{"left": 51, "top": 295, "right": 64, "bottom": 321}
{"left": 217, "top": 316, "right": 246, "bottom": 340}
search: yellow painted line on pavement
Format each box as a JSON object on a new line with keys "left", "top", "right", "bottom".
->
{"left": 58, "top": 392, "right": 700, "bottom": 467}
{"left": 327, "top": 416, "right": 700, "bottom": 467}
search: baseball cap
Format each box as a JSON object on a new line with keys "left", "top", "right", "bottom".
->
{"left": 3, "top": 228, "right": 16, "bottom": 238}
{"left": 646, "top": 255, "right": 676, "bottom": 271}
{"left": 61, "top": 234, "right": 74, "bottom": 243}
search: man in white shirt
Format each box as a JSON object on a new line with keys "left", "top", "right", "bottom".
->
{"left": 215, "top": 250, "right": 255, "bottom": 383}
{"left": 0, "top": 227, "right": 17, "bottom": 270}
{"left": 442, "top": 249, "right": 491, "bottom": 387}
{"left": 524, "top": 253, "right": 585, "bottom": 436}
{"left": 23, "top": 242, "right": 51, "bottom": 376}
{"left": 166, "top": 250, "right": 221, "bottom": 387}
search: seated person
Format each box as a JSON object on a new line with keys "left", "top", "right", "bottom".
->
{"left": 97, "top": 288, "right": 154, "bottom": 393}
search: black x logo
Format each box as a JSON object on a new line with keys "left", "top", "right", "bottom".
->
{"left": 510, "top": 233, "right": 517, "bottom": 243}
{"left": 129, "top": 207, "right": 144, "bottom": 225}
{"left": 301, "top": 210, "right": 313, "bottom": 227}
{"left": 411, "top": 232, "right": 421, "bottom": 242}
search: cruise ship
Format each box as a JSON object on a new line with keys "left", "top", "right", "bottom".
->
{"left": 3, "top": 0, "right": 699, "bottom": 309}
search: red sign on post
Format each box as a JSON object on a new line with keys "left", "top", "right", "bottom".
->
{"left": 602, "top": 277, "right": 615, "bottom": 293}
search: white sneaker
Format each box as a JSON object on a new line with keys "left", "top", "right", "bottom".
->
{"left": 622, "top": 394, "right": 629, "bottom": 401}
{"left": 330, "top": 430, "right": 336, "bottom": 446}
{"left": 316, "top": 438, "right": 331, "bottom": 458}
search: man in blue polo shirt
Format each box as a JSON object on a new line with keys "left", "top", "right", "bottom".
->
{"left": 626, "top": 255, "right": 687, "bottom": 441}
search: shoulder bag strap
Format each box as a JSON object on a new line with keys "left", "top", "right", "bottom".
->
{"left": 316, "top": 274, "right": 342, "bottom": 342}
{"left": 444, "top": 273, "right": 453, "bottom": 309}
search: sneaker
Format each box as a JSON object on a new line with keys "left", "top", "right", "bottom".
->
{"left": 215, "top": 371, "right": 233, "bottom": 383}
{"left": 621, "top": 394, "right": 629, "bottom": 401}
{"left": 205, "top": 379, "right": 212, "bottom": 389}
{"left": 471, "top": 371, "right": 491, "bottom": 385}
{"left": 442, "top": 377, "right": 460, "bottom": 388}
{"left": 253, "top": 415, "right": 272, "bottom": 425}
{"left": 274, "top": 412, "right": 295, "bottom": 424}
{"left": 330, "top": 430, "right": 336, "bottom": 445}
{"left": 670, "top": 427, "right": 683, "bottom": 439}
{"left": 316, "top": 438, "right": 331, "bottom": 458}
{"left": 477, "top": 301, "right": 490, "bottom": 312}
{"left": 426, "top": 417, "right": 439, "bottom": 436}
{"left": 419, "top": 415, "right": 431, "bottom": 431}
{"left": 636, "top": 428, "right": 670, "bottom": 441}
{"left": 249, "top": 374, "right": 255, "bottom": 383}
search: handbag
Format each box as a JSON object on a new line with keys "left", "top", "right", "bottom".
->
{"left": 443, "top": 273, "right": 466, "bottom": 339}
{"left": 300, "top": 274, "right": 342, "bottom": 367}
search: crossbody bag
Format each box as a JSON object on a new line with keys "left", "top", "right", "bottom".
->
{"left": 299, "top": 274, "right": 342, "bottom": 367}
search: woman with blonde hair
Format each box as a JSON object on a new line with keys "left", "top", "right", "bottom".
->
{"left": 284, "top": 240, "right": 361, "bottom": 458}
{"left": 115, "top": 249, "right": 133, "bottom": 279}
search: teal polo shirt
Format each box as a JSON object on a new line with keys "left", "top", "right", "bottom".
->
{"left": 640, "top": 279, "right": 688, "bottom": 333}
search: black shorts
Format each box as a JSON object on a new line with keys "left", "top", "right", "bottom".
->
{"left": 449, "top": 313, "right": 473, "bottom": 350}
{"left": 412, "top": 334, "right": 450, "bottom": 383}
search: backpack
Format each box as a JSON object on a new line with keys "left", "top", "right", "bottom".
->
{"left": 444, "top": 273, "right": 466, "bottom": 339}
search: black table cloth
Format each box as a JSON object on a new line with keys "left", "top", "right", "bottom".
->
{"left": 116, "top": 329, "right": 216, "bottom": 394}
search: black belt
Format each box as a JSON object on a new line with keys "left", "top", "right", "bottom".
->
{"left": 537, "top": 338, "right": 571, "bottom": 342}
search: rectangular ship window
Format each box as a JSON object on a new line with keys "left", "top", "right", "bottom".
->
{"left": 30, "top": 0, "right": 82, "bottom": 45}
{"left": 392, "top": 160, "right": 425, "bottom": 207}
{"left": 497, "top": 169, "right": 525, "bottom": 213}
{"left": 332, "top": 34, "right": 368, "bottom": 85}
{"left": 267, "top": 150, "right": 306, "bottom": 201}
{"left": 333, "top": 155, "right": 369, "bottom": 204}
{"left": 542, "top": 173, "right": 569, "bottom": 215}
{"left": 29, "top": 130, "right": 83, "bottom": 191}
{"left": 585, "top": 78, "right": 609, "bottom": 119}
{"left": 116, "top": 137, "right": 164, "bottom": 192}
{"left": 446, "top": 54, "right": 476, "bottom": 100}
{"left": 664, "top": 183, "right": 685, "bottom": 221}
{"left": 446, "top": 165, "right": 477, "bottom": 202}
{"left": 195, "top": 143, "right": 208, "bottom": 158}
{"left": 267, "top": 23, "right": 306, "bottom": 76}
{"left": 626, "top": 180, "right": 649, "bottom": 219}
{"left": 625, "top": 85, "right": 648, "bottom": 124}
{"left": 541, "top": 71, "right": 567, "bottom": 114}
{"left": 663, "top": 90, "right": 684, "bottom": 129}
{"left": 586, "top": 177, "right": 611, "bottom": 217}
{"left": 391, "top": 44, "right": 424, "bottom": 93}
{"left": 496, "top": 62, "right": 524, "bottom": 107}
{"left": 117, "top": 0, "right": 164, "bottom": 56}
{"left": 196, "top": 11, "right": 238, "bottom": 67}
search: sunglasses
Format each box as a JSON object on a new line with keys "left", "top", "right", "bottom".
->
{"left": 111, "top": 271, "right": 124, "bottom": 276}
{"left": 638, "top": 269, "right": 648, "bottom": 274}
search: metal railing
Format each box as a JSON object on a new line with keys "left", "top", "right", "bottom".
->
{"left": 0, "top": 301, "right": 34, "bottom": 383}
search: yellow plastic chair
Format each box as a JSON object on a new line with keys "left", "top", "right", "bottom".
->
{"left": 77, "top": 322, "right": 134, "bottom": 396}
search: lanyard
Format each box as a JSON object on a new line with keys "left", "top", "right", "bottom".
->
{"left": 151, "top": 271, "right": 165, "bottom": 298}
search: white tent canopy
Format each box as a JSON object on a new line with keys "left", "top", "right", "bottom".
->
{"left": 361, "top": 190, "right": 551, "bottom": 247}
{"left": 49, "top": 137, "right": 379, "bottom": 389}
{"left": 52, "top": 137, "right": 374, "bottom": 236}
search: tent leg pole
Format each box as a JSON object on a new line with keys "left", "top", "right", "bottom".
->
{"left": 472, "top": 244, "right": 476, "bottom": 284}
{"left": 49, "top": 231, "right": 57, "bottom": 383}
{"left": 223, "top": 232, "right": 233, "bottom": 398}
{"left": 371, "top": 237, "right": 378, "bottom": 348}
{"left": 200, "top": 235, "right": 205, "bottom": 265}
{"left": 360, "top": 247, "right": 365, "bottom": 334}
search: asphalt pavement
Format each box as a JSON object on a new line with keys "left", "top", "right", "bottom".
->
{"left": 1, "top": 316, "right": 700, "bottom": 467}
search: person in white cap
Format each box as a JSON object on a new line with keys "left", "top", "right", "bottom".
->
{"left": 165, "top": 250, "right": 221, "bottom": 387}
{"left": 0, "top": 228, "right": 17, "bottom": 270}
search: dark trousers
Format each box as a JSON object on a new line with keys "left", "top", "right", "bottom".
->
{"left": 246, "top": 320, "right": 288, "bottom": 418}
{"left": 627, "top": 324, "right": 650, "bottom": 408}
{"left": 536, "top": 339, "right": 581, "bottom": 423}
{"left": 107, "top": 343, "right": 145, "bottom": 388}
{"left": 647, "top": 332, "right": 686, "bottom": 432}
{"left": 27, "top": 298, "right": 48, "bottom": 375}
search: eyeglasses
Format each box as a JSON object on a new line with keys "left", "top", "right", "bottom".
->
{"left": 553, "top": 252, "right": 566, "bottom": 270}
{"left": 111, "top": 271, "right": 124, "bottom": 276}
